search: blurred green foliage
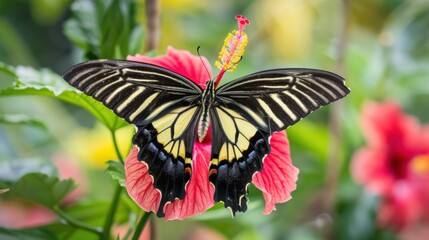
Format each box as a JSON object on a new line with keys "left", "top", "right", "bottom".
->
{"left": 0, "top": 0, "right": 428, "bottom": 240}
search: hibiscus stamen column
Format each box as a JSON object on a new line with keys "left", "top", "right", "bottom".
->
{"left": 214, "top": 15, "right": 249, "bottom": 87}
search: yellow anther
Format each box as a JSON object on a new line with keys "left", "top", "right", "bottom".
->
{"left": 214, "top": 15, "right": 250, "bottom": 86}
{"left": 411, "top": 155, "right": 429, "bottom": 175}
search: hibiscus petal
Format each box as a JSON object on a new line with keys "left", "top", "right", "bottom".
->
{"left": 351, "top": 147, "right": 394, "bottom": 195}
{"left": 163, "top": 142, "right": 215, "bottom": 220}
{"left": 361, "top": 101, "right": 420, "bottom": 149}
{"left": 127, "top": 46, "right": 212, "bottom": 86}
{"left": 125, "top": 148, "right": 161, "bottom": 213}
{"left": 252, "top": 131, "right": 299, "bottom": 214}
{"left": 125, "top": 143, "right": 215, "bottom": 220}
{"left": 378, "top": 181, "right": 421, "bottom": 229}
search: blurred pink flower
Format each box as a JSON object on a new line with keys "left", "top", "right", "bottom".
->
{"left": 351, "top": 101, "right": 429, "bottom": 229}
{"left": 0, "top": 199, "right": 56, "bottom": 228}
{"left": 400, "top": 222, "right": 429, "bottom": 240}
{"left": 53, "top": 153, "right": 88, "bottom": 204}
{"left": 0, "top": 154, "right": 87, "bottom": 228}
{"left": 125, "top": 46, "right": 299, "bottom": 220}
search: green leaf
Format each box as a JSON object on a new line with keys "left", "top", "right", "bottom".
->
{"left": 105, "top": 160, "right": 125, "bottom": 187}
{"left": 0, "top": 227, "right": 58, "bottom": 240}
{"left": 64, "top": 200, "right": 128, "bottom": 225}
{"left": 100, "top": 0, "right": 124, "bottom": 58}
{"left": 0, "top": 61, "right": 17, "bottom": 78}
{"left": 13, "top": 66, "right": 74, "bottom": 95}
{"left": 0, "top": 19, "right": 38, "bottom": 68}
{"left": 129, "top": 26, "right": 145, "bottom": 55}
{"left": 0, "top": 114, "right": 47, "bottom": 130}
{"left": 64, "top": 0, "right": 144, "bottom": 59}
{"left": 39, "top": 222, "right": 98, "bottom": 240}
{"left": 13, "top": 173, "right": 76, "bottom": 208}
{"left": 0, "top": 63, "right": 128, "bottom": 131}
{"left": 63, "top": 0, "right": 104, "bottom": 58}
{"left": 0, "top": 182, "right": 10, "bottom": 190}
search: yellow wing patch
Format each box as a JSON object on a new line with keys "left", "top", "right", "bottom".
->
{"left": 151, "top": 106, "right": 198, "bottom": 159}
{"left": 215, "top": 107, "right": 258, "bottom": 163}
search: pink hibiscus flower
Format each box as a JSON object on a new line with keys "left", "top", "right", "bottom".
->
{"left": 125, "top": 45, "right": 299, "bottom": 220}
{"left": 351, "top": 101, "right": 429, "bottom": 229}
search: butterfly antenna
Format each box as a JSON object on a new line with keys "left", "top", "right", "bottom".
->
{"left": 196, "top": 46, "right": 212, "bottom": 81}
{"left": 230, "top": 56, "right": 243, "bottom": 70}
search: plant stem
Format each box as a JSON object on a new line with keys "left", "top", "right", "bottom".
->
{"left": 101, "top": 184, "right": 123, "bottom": 240}
{"left": 327, "top": 0, "right": 350, "bottom": 196}
{"left": 122, "top": 212, "right": 137, "bottom": 240}
{"left": 145, "top": 0, "right": 160, "bottom": 52}
{"left": 100, "top": 129, "right": 125, "bottom": 240}
{"left": 324, "top": 0, "right": 350, "bottom": 238}
{"left": 111, "top": 130, "right": 124, "bottom": 163}
{"left": 53, "top": 206, "right": 102, "bottom": 235}
{"left": 132, "top": 212, "right": 152, "bottom": 240}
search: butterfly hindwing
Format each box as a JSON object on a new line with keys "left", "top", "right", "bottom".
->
{"left": 133, "top": 105, "right": 201, "bottom": 217}
{"left": 63, "top": 60, "right": 203, "bottom": 217}
{"left": 209, "top": 105, "right": 270, "bottom": 214}
{"left": 210, "top": 68, "right": 350, "bottom": 214}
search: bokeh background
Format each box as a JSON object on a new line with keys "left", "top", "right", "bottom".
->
{"left": 1, "top": 0, "right": 429, "bottom": 239}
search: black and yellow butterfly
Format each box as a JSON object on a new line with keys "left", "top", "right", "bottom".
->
{"left": 63, "top": 60, "right": 350, "bottom": 217}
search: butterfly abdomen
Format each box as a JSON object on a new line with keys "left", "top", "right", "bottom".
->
{"left": 198, "top": 110, "right": 210, "bottom": 143}
{"left": 198, "top": 80, "right": 216, "bottom": 142}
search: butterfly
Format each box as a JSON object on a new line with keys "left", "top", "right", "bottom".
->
{"left": 63, "top": 59, "right": 350, "bottom": 217}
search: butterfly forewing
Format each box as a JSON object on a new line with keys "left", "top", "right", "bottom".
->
{"left": 215, "top": 68, "right": 350, "bottom": 131}
{"left": 209, "top": 68, "right": 350, "bottom": 214}
{"left": 63, "top": 60, "right": 202, "bottom": 125}
{"left": 63, "top": 60, "right": 203, "bottom": 217}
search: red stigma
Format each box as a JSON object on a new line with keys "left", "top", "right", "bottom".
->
{"left": 235, "top": 15, "right": 250, "bottom": 25}
{"left": 235, "top": 15, "right": 250, "bottom": 33}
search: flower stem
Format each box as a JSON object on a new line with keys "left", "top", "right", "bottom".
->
{"left": 100, "top": 129, "right": 125, "bottom": 240}
{"left": 132, "top": 212, "right": 152, "bottom": 240}
{"left": 100, "top": 184, "right": 122, "bottom": 240}
{"left": 53, "top": 206, "right": 102, "bottom": 235}
{"left": 110, "top": 130, "right": 124, "bottom": 163}
{"left": 122, "top": 212, "right": 137, "bottom": 240}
